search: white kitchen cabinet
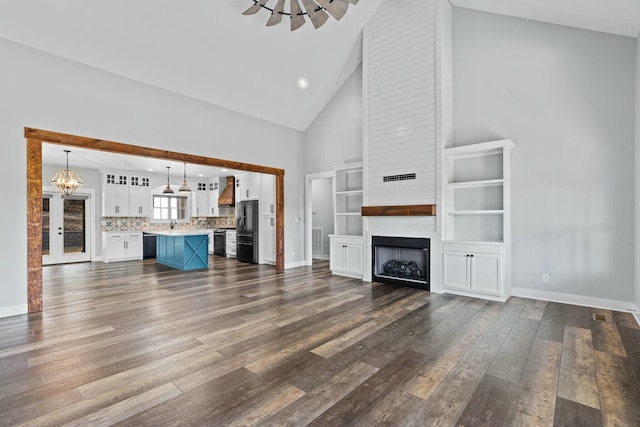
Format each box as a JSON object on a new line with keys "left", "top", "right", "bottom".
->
{"left": 102, "top": 232, "right": 143, "bottom": 262}
{"left": 261, "top": 216, "right": 276, "bottom": 265}
{"left": 102, "top": 172, "right": 151, "bottom": 217}
{"left": 329, "top": 235, "right": 363, "bottom": 279}
{"left": 226, "top": 230, "right": 237, "bottom": 258}
{"left": 103, "top": 173, "right": 130, "bottom": 216}
{"left": 235, "top": 173, "right": 261, "bottom": 203}
{"left": 260, "top": 174, "right": 275, "bottom": 216}
{"left": 194, "top": 181, "right": 209, "bottom": 217}
{"left": 129, "top": 175, "right": 151, "bottom": 217}
{"left": 208, "top": 180, "right": 220, "bottom": 217}
{"left": 442, "top": 242, "right": 507, "bottom": 302}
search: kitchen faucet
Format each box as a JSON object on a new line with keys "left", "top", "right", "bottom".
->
{"left": 170, "top": 219, "right": 177, "bottom": 230}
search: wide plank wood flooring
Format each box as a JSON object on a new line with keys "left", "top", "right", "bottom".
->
{"left": 1, "top": 257, "right": 639, "bottom": 426}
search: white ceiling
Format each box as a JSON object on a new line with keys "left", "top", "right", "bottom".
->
{"left": 2, "top": 1, "right": 639, "bottom": 172}
{"left": 43, "top": 143, "right": 242, "bottom": 180}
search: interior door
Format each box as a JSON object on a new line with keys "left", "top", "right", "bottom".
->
{"left": 43, "top": 191, "right": 91, "bottom": 265}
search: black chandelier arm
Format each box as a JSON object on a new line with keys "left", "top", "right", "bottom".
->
{"left": 248, "top": 0, "right": 326, "bottom": 16}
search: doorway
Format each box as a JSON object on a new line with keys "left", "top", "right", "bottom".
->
{"left": 305, "top": 171, "right": 335, "bottom": 265}
{"left": 42, "top": 188, "right": 93, "bottom": 265}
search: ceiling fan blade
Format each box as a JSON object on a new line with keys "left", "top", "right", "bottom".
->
{"left": 315, "top": 0, "right": 348, "bottom": 20}
{"left": 345, "top": 0, "right": 359, "bottom": 4}
{"left": 300, "top": 0, "right": 329, "bottom": 29}
{"left": 243, "top": 0, "right": 269, "bottom": 16}
{"left": 266, "top": 0, "right": 286, "bottom": 26}
{"left": 290, "top": 0, "right": 306, "bottom": 31}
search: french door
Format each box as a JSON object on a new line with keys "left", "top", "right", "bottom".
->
{"left": 42, "top": 190, "right": 92, "bottom": 265}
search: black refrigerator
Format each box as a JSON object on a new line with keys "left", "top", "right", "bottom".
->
{"left": 237, "top": 200, "right": 259, "bottom": 264}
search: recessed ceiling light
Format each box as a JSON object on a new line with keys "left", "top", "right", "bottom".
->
{"left": 147, "top": 168, "right": 154, "bottom": 172}
{"left": 221, "top": 168, "right": 228, "bottom": 172}
{"left": 197, "top": 174, "right": 204, "bottom": 177}
{"left": 298, "top": 78, "right": 309, "bottom": 89}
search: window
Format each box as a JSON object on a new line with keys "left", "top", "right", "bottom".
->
{"left": 153, "top": 195, "right": 187, "bottom": 221}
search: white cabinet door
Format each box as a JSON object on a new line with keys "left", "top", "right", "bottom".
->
{"left": 208, "top": 180, "right": 219, "bottom": 216}
{"left": 125, "top": 233, "right": 143, "bottom": 259}
{"left": 106, "top": 238, "right": 127, "bottom": 261}
{"left": 103, "top": 185, "right": 129, "bottom": 216}
{"left": 262, "top": 216, "right": 276, "bottom": 264}
{"left": 261, "top": 174, "right": 275, "bottom": 215}
{"left": 129, "top": 187, "right": 151, "bottom": 216}
{"left": 471, "top": 253, "right": 501, "bottom": 295}
{"left": 330, "top": 242, "right": 346, "bottom": 272}
{"left": 194, "top": 182, "right": 208, "bottom": 216}
{"left": 235, "top": 174, "right": 247, "bottom": 203}
{"left": 345, "top": 244, "right": 363, "bottom": 276}
{"left": 443, "top": 251, "right": 470, "bottom": 291}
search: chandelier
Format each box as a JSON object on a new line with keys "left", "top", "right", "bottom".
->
{"left": 51, "top": 150, "right": 83, "bottom": 196}
{"left": 243, "top": 0, "right": 360, "bottom": 31}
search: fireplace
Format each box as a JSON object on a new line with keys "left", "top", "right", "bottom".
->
{"left": 372, "top": 236, "right": 430, "bottom": 290}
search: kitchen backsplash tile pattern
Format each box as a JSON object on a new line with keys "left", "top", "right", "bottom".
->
{"left": 101, "top": 213, "right": 237, "bottom": 232}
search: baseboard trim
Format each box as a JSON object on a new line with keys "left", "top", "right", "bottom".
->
{"left": 0, "top": 304, "right": 28, "bottom": 319}
{"left": 285, "top": 260, "right": 307, "bottom": 269}
{"left": 511, "top": 288, "right": 638, "bottom": 314}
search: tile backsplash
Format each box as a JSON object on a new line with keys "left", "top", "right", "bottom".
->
{"left": 101, "top": 211, "right": 237, "bottom": 232}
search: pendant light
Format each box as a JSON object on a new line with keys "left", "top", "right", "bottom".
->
{"left": 163, "top": 166, "right": 174, "bottom": 194}
{"left": 178, "top": 162, "right": 191, "bottom": 192}
{"left": 51, "top": 150, "right": 83, "bottom": 196}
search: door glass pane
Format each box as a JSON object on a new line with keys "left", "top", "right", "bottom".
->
{"left": 63, "top": 198, "right": 86, "bottom": 254}
{"left": 42, "top": 198, "right": 50, "bottom": 256}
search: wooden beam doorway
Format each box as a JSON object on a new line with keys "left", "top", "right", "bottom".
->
{"left": 25, "top": 127, "right": 286, "bottom": 313}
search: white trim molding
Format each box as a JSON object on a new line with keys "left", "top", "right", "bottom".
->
{"left": 0, "top": 304, "right": 28, "bottom": 319}
{"left": 511, "top": 287, "right": 639, "bottom": 316}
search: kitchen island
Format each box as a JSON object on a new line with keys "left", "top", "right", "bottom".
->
{"left": 152, "top": 230, "right": 209, "bottom": 271}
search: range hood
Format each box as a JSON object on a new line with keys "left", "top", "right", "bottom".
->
{"left": 218, "top": 176, "right": 235, "bottom": 206}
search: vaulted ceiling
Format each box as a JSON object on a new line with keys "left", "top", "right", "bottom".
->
{"left": 0, "top": 0, "right": 638, "bottom": 134}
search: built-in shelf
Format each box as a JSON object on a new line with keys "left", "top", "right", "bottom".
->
{"left": 336, "top": 212, "right": 362, "bottom": 216}
{"left": 336, "top": 190, "right": 363, "bottom": 196}
{"left": 448, "top": 210, "right": 504, "bottom": 215}
{"left": 447, "top": 179, "right": 504, "bottom": 189}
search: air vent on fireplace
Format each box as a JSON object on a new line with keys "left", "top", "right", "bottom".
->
{"left": 383, "top": 173, "right": 416, "bottom": 183}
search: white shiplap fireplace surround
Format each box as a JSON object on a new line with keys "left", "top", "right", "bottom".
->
{"left": 361, "top": 0, "right": 453, "bottom": 294}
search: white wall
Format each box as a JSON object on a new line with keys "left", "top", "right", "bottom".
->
{"left": 0, "top": 37, "right": 306, "bottom": 317}
{"left": 311, "top": 178, "right": 334, "bottom": 257}
{"left": 635, "top": 30, "right": 640, "bottom": 313}
{"left": 453, "top": 9, "right": 636, "bottom": 305}
{"left": 304, "top": 64, "right": 363, "bottom": 174}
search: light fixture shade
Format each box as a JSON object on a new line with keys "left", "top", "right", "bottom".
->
{"left": 51, "top": 150, "right": 82, "bottom": 196}
{"left": 164, "top": 166, "right": 174, "bottom": 194}
{"left": 179, "top": 162, "right": 191, "bottom": 192}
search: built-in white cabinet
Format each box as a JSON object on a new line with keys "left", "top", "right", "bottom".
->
{"left": 442, "top": 140, "right": 514, "bottom": 302}
{"left": 261, "top": 216, "right": 276, "bottom": 265}
{"left": 260, "top": 174, "right": 276, "bottom": 265}
{"left": 102, "top": 231, "right": 143, "bottom": 262}
{"left": 442, "top": 242, "right": 506, "bottom": 301}
{"left": 235, "top": 173, "right": 261, "bottom": 203}
{"left": 226, "top": 230, "right": 237, "bottom": 258}
{"left": 194, "top": 181, "right": 209, "bottom": 217}
{"left": 333, "top": 163, "right": 363, "bottom": 236}
{"left": 102, "top": 172, "right": 151, "bottom": 217}
{"left": 328, "top": 162, "right": 364, "bottom": 279}
{"left": 208, "top": 180, "right": 220, "bottom": 217}
{"left": 329, "top": 235, "right": 363, "bottom": 279}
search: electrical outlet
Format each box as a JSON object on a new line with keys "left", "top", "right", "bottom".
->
{"left": 542, "top": 274, "right": 550, "bottom": 283}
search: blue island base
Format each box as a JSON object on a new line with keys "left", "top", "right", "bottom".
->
{"left": 156, "top": 233, "right": 209, "bottom": 271}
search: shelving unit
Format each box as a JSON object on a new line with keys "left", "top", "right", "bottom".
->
{"left": 442, "top": 139, "right": 514, "bottom": 302}
{"left": 329, "top": 162, "right": 363, "bottom": 278}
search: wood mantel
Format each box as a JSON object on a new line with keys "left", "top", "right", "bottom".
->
{"left": 361, "top": 205, "right": 436, "bottom": 217}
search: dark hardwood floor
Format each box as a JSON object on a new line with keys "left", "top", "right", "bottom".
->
{"left": 1, "top": 257, "right": 639, "bottom": 426}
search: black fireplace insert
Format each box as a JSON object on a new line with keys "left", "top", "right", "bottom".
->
{"left": 372, "top": 236, "right": 430, "bottom": 290}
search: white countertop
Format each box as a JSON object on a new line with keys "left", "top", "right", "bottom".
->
{"left": 149, "top": 229, "right": 211, "bottom": 237}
